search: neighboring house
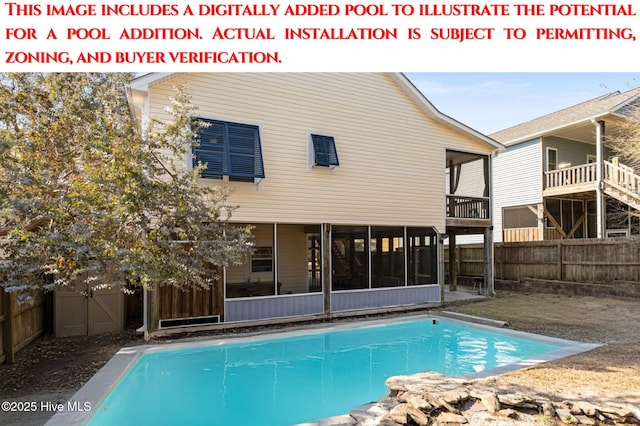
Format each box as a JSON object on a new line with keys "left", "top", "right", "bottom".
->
{"left": 490, "top": 87, "right": 640, "bottom": 243}
{"left": 128, "top": 73, "right": 503, "bottom": 331}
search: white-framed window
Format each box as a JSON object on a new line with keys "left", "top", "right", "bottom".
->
{"left": 546, "top": 147, "right": 558, "bottom": 171}
{"left": 251, "top": 247, "right": 273, "bottom": 273}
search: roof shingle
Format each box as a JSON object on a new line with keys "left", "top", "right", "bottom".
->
{"left": 490, "top": 87, "right": 640, "bottom": 146}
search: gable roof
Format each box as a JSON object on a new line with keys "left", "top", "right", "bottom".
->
{"left": 129, "top": 72, "right": 505, "bottom": 153}
{"left": 490, "top": 87, "right": 640, "bottom": 146}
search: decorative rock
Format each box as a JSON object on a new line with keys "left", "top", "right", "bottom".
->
{"left": 435, "top": 412, "right": 468, "bottom": 425}
{"left": 555, "top": 408, "right": 578, "bottom": 425}
{"left": 385, "top": 377, "right": 407, "bottom": 395}
{"left": 570, "top": 400, "right": 598, "bottom": 416}
{"left": 386, "top": 403, "right": 408, "bottom": 424}
{"left": 498, "top": 408, "right": 519, "bottom": 419}
{"left": 406, "top": 405, "right": 431, "bottom": 426}
{"left": 379, "top": 371, "right": 639, "bottom": 426}
{"left": 426, "top": 394, "right": 459, "bottom": 414}
{"left": 497, "top": 392, "right": 533, "bottom": 407}
{"left": 437, "top": 389, "right": 469, "bottom": 405}
{"left": 574, "top": 414, "right": 596, "bottom": 425}
{"left": 378, "top": 417, "right": 403, "bottom": 426}
{"left": 377, "top": 397, "right": 401, "bottom": 412}
{"left": 478, "top": 392, "right": 501, "bottom": 414}
{"left": 601, "top": 404, "right": 638, "bottom": 419}
{"left": 542, "top": 401, "right": 556, "bottom": 418}
{"left": 464, "top": 399, "right": 488, "bottom": 413}
{"left": 401, "top": 392, "right": 433, "bottom": 412}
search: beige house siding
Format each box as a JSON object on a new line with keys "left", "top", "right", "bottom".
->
{"left": 144, "top": 73, "right": 495, "bottom": 231}
{"left": 276, "top": 224, "right": 310, "bottom": 294}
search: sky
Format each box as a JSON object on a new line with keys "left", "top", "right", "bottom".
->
{"left": 405, "top": 73, "right": 640, "bottom": 135}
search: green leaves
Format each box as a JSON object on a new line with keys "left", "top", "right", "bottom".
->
{"left": 0, "top": 73, "right": 250, "bottom": 298}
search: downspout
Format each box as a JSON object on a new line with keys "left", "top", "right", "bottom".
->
{"left": 130, "top": 84, "right": 148, "bottom": 336}
{"left": 488, "top": 153, "right": 495, "bottom": 295}
{"left": 593, "top": 119, "right": 605, "bottom": 238}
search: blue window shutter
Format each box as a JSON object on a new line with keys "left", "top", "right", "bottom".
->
{"left": 311, "top": 134, "right": 339, "bottom": 167}
{"left": 227, "top": 123, "right": 265, "bottom": 178}
{"left": 194, "top": 120, "right": 225, "bottom": 178}
{"left": 193, "top": 118, "right": 265, "bottom": 179}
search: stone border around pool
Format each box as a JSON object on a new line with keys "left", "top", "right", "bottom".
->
{"left": 45, "top": 313, "right": 600, "bottom": 425}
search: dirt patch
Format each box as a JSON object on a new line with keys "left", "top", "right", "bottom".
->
{"left": 0, "top": 330, "right": 141, "bottom": 425}
{"left": 1, "top": 291, "right": 639, "bottom": 425}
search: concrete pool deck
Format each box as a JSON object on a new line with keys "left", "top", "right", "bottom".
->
{"left": 45, "top": 312, "right": 599, "bottom": 426}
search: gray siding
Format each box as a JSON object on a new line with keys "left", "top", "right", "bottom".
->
{"left": 544, "top": 137, "right": 594, "bottom": 169}
{"left": 225, "top": 294, "right": 324, "bottom": 322}
{"left": 492, "top": 139, "right": 543, "bottom": 242}
{"left": 331, "top": 285, "right": 440, "bottom": 312}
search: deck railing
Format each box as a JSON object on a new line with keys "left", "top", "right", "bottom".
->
{"left": 545, "top": 163, "right": 597, "bottom": 189}
{"left": 545, "top": 161, "right": 640, "bottom": 198}
{"left": 604, "top": 160, "right": 640, "bottom": 196}
{"left": 446, "top": 195, "right": 490, "bottom": 219}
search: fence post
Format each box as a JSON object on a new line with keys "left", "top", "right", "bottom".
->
{"left": 2, "top": 290, "right": 15, "bottom": 364}
{"left": 557, "top": 240, "right": 563, "bottom": 281}
{"left": 498, "top": 244, "right": 504, "bottom": 280}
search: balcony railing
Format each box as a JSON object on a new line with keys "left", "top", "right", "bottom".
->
{"left": 545, "top": 163, "right": 597, "bottom": 190}
{"left": 446, "top": 195, "right": 490, "bottom": 219}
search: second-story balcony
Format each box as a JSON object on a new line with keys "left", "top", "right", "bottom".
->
{"left": 544, "top": 163, "right": 597, "bottom": 196}
{"left": 544, "top": 160, "right": 640, "bottom": 211}
{"left": 445, "top": 149, "right": 492, "bottom": 228}
{"left": 446, "top": 195, "right": 490, "bottom": 220}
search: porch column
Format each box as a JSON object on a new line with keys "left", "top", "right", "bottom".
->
{"left": 537, "top": 203, "right": 545, "bottom": 241}
{"left": 146, "top": 286, "right": 159, "bottom": 338}
{"left": 214, "top": 266, "right": 224, "bottom": 321}
{"left": 595, "top": 120, "right": 605, "bottom": 238}
{"left": 483, "top": 226, "right": 494, "bottom": 296}
{"left": 322, "top": 223, "right": 331, "bottom": 315}
{"left": 448, "top": 231, "right": 457, "bottom": 291}
{"left": 438, "top": 233, "right": 445, "bottom": 303}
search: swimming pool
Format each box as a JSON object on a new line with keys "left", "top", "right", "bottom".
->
{"left": 49, "top": 315, "right": 598, "bottom": 426}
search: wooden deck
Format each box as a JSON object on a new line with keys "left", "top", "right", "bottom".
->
{"left": 543, "top": 163, "right": 597, "bottom": 197}
{"left": 445, "top": 195, "right": 492, "bottom": 228}
{"left": 544, "top": 161, "right": 640, "bottom": 205}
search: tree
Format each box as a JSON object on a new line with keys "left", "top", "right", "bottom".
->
{"left": 607, "top": 103, "right": 640, "bottom": 170}
{"left": 605, "top": 102, "right": 640, "bottom": 228}
{"left": 0, "top": 73, "right": 251, "bottom": 302}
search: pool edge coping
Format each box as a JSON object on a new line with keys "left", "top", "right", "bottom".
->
{"left": 45, "top": 312, "right": 602, "bottom": 425}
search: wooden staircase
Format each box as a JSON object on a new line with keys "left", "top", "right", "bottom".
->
{"left": 603, "top": 160, "right": 640, "bottom": 211}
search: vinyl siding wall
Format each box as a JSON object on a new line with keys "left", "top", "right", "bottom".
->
{"left": 543, "top": 136, "right": 615, "bottom": 169}
{"left": 144, "top": 73, "right": 495, "bottom": 231}
{"left": 543, "top": 137, "right": 595, "bottom": 169}
{"left": 276, "top": 224, "right": 310, "bottom": 294}
{"left": 493, "top": 139, "right": 543, "bottom": 242}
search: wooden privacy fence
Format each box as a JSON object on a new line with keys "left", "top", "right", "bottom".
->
{"left": 451, "top": 238, "right": 640, "bottom": 285}
{"left": 444, "top": 244, "right": 486, "bottom": 278}
{"left": 1, "top": 290, "right": 46, "bottom": 364}
{"left": 495, "top": 238, "right": 640, "bottom": 283}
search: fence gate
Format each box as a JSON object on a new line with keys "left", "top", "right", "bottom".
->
{"left": 54, "top": 280, "right": 123, "bottom": 337}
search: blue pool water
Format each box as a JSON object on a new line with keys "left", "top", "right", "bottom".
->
{"left": 89, "top": 318, "right": 560, "bottom": 426}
